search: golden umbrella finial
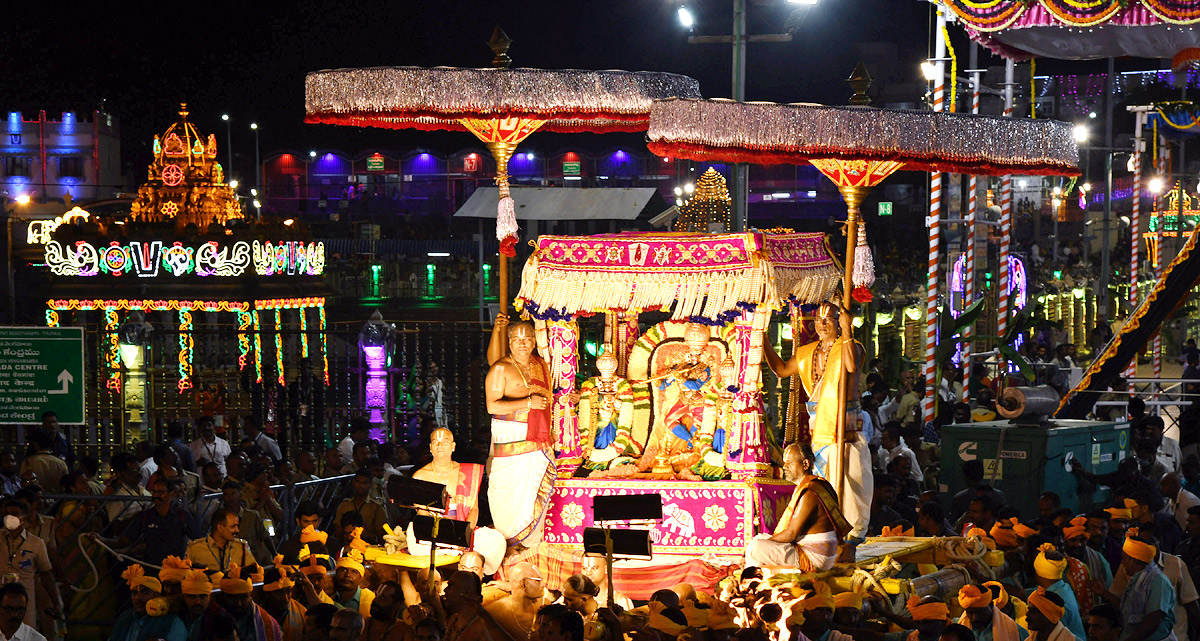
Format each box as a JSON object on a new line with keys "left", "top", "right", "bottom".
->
{"left": 179, "top": 102, "right": 189, "bottom": 120}
{"left": 488, "top": 26, "right": 513, "bottom": 69}
{"left": 847, "top": 62, "right": 872, "bottom": 106}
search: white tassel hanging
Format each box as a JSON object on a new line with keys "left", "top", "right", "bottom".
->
{"left": 852, "top": 223, "right": 875, "bottom": 288}
{"left": 496, "top": 196, "right": 518, "bottom": 241}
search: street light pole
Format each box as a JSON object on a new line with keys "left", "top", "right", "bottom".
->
{"left": 221, "top": 114, "right": 233, "bottom": 183}
{"left": 730, "top": 0, "right": 748, "bottom": 232}
{"left": 686, "top": 0, "right": 813, "bottom": 232}
{"left": 250, "top": 123, "right": 260, "bottom": 197}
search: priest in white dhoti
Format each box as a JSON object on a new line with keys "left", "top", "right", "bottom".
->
{"left": 485, "top": 321, "right": 557, "bottom": 545}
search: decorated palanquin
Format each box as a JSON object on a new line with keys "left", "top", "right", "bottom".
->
{"left": 514, "top": 230, "right": 840, "bottom": 558}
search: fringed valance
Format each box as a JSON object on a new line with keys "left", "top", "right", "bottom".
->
{"left": 305, "top": 67, "right": 702, "bottom": 134}
{"left": 516, "top": 232, "right": 838, "bottom": 321}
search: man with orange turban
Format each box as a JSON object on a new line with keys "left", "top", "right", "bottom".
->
{"left": 958, "top": 584, "right": 1028, "bottom": 641}
{"left": 1030, "top": 543, "right": 1086, "bottom": 640}
{"left": 110, "top": 564, "right": 189, "bottom": 641}
{"left": 1113, "top": 529, "right": 1177, "bottom": 641}
{"left": 1063, "top": 516, "right": 1114, "bottom": 593}
{"left": 180, "top": 569, "right": 213, "bottom": 638}
{"left": 1104, "top": 526, "right": 1196, "bottom": 641}
{"left": 983, "top": 581, "right": 1027, "bottom": 631}
{"left": 260, "top": 560, "right": 305, "bottom": 641}
{"left": 315, "top": 554, "right": 375, "bottom": 617}
{"left": 796, "top": 582, "right": 854, "bottom": 641}
{"left": 1025, "top": 588, "right": 1073, "bottom": 641}
{"left": 898, "top": 595, "right": 951, "bottom": 641}
{"left": 216, "top": 564, "right": 283, "bottom": 641}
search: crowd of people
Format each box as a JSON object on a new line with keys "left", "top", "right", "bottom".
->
{"left": 7, "top": 351, "right": 1200, "bottom": 641}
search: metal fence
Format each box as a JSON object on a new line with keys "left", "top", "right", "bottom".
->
{"left": 1, "top": 319, "right": 494, "bottom": 463}
{"left": 43, "top": 475, "right": 352, "bottom": 640}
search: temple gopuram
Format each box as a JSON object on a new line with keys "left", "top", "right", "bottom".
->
{"left": 29, "top": 104, "right": 329, "bottom": 444}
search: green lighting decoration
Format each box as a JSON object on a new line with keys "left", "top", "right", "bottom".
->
{"left": 105, "top": 309, "right": 121, "bottom": 391}
{"left": 300, "top": 308, "right": 309, "bottom": 358}
{"left": 178, "top": 309, "right": 194, "bottom": 393}
{"left": 319, "top": 306, "right": 329, "bottom": 385}
{"left": 274, "top": 309, "right": 284, "bottom": 386}
{"left": 253, "top": 310, "right": 263, "bottom": 384}
{"left": 674, "top": 167, "right": 731, "bottom": 233}
{"left": 237, "top": 310, "right": 252, "bottom": 371}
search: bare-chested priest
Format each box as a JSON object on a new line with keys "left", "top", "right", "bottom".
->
{"left": 745, "top": 443, "right": 852, "bottom": 571}
{"left": 485, "top": 561, "right": 549, "bottom": 640}
{"left": 485, "top": 321, "right": 557, "bottom": 545}
{"left": 412, "top": 428, "right": 483, "bottom": 528}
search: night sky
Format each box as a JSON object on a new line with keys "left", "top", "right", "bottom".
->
{"left": 1, "top": 0, "right": 1120, "bottom": 176}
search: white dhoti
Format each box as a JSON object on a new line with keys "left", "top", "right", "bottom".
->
{"left": 487, "top": 418, "right": 556, "bottom": 544}
{"left": 813, "top": 435, "right": 872, "bottom": 540}
{"left": 745, "top": 531, "right": 839, "bottom": 571}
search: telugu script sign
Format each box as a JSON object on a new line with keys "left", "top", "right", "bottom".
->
{"left": 0, "top": 327, "right": 84, "bottom": 424}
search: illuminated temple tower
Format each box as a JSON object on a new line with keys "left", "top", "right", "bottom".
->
{"left": 30, "top": 105, "right": 330, "bottom": 446}
{"left": 130, "top": 103, "right": 242, "bottom": 230}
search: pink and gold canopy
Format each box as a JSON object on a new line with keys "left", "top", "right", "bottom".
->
{"left": 941, "top": 0, "right": 1200, "bottom": 60}
{"left": 647, "top": 98, "right": 1080, "bottom": 176}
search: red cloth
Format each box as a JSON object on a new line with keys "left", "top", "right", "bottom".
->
{"left": 611, "top": 559, "right": 736, "bottom": 600}
{"left": 526, "top": 356, "right": 552, "bottom": 445}
{"left": 505, "top": 546, "right": 735, "bottom": 600}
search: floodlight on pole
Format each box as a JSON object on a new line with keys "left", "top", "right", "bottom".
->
{"left": 1073, "top": 124, "right": 1089, "bottom": 144}
{"left": 921, "top": 61, "right": 938, "bottom": 82}
{"left": 678, "top": 5, "right": 694, "bottom": 28}
{"left": 787, "top": 0, "right": 819, "bottom": 4}
{"left": 1149, "top": 176, "right": 1165, "bottom": 194}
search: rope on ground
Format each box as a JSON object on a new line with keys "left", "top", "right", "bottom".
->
{"left": 69, "top": 534, "right": 163, "bottom": 594}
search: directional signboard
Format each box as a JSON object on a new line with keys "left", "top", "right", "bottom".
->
{"left": 0, "top": 327, "right": 85, "bottom": 424}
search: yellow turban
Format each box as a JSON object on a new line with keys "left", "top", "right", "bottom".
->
{"left": 706, "top": 599, "right": 739, "bottom": 630}
{"left": 1107, "top": 498, "right": 1137, "bottom": 521}
{"left": 158, "top": 555, "right": 192, "bottom": 583}
{"left": 1063, "top": 516, "right": 1088, "bottom": 541}
{"left": 798, "top": 581, "right": 835, "bottom": 611}
{"left": 907, "top": 595, "right": 950, "bottom": 621}
{"left": 1013, "top": 522, "right": 1039, "bottom": 539}
{"left": 299, "top": 524, "right": 328, "bottom": 545}
{"left": 1034, "top": 543, "right": 1067, "bottom": 580}
{"left": 990, "top": 521, "right": 1020, "bottom": 549}
{"left": 348, "top": 527, "right": 368, "bottom": 553}
{"left": 1123, "top": 529, "right": 1157, "bottom": 563}
{"left": 122, "top": 565, "right": 162, "bottom": 593}
{"left": 1027, "top": 587, "right": 1064, "bottom": 624}
{"left": 958, "top": 585, "right": 993, "bottom": 609}
{"left": 681, "top": 600, "right": 710, "bottom": 628}
{"left": 181, "top": 570, "right": 213, "bottom": 595}
{"left": 882, "top": 525, "right": 915, "bottom": 537}
{"left": 648, "top": 601, "right": 687, "bottom": 636}
{"left": 218, "top": 565, "right": 254, "bottom": 595}
{"left": 834, "top": 591, "right": 864, "bottom": 610}
{"left": 336, "top": 555, "right": 366, "bottom": 576}
{"left": 983, "top": 581, "right": 1010, "bottom": 608}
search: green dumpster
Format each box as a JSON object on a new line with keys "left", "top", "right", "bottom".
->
{"left": 939, "top": 419, "right": 1130, "bottom": 517}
